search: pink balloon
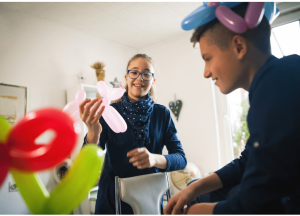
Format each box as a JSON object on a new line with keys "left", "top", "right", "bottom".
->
{"left": 245, "top": 2, "right": 265, "bottom": 28}
{"left": 97, "top": 82, "right": 109, "bottom": 98}
{"left": 216, "top": 5, "right": 247, "bottom": 33}
{"left": 75, "top": 90, "right": 86, "bottom": 104}
{"left": 102, "top": 106, "right": 127, "bottom": 133}
{"left": 207, "top": 2, "right": 219, "bottom": 7}
{"left": 96, "top": 81, "right": 127, "bottom": 133}
{"left": 70, "top": 109, "right": 80, "bottom": 122}
{"left": 63, "top": 90, "right": 86, "bottom": 122}
{"left": 63, "top": 101, "right": 77, "bottom": 115}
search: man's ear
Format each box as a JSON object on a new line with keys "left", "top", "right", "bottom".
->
{"left": 231, "top": 35, "right": 247, "bottom": 59}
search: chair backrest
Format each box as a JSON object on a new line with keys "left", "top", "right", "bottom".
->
{"left": 115, "top": 172, "right": 171, "bottom": 214}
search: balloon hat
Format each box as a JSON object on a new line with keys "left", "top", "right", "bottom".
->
{"left": 181, "top": 2, "right": 280, "bottom": 33}
{"left": 0, "top": 109, "right": 105, "bottom": 214}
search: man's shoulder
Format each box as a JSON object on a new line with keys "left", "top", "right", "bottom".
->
{"left": 269, "top": 54, "right": 300, "bottom": 71}
{"left": 250, "top": 55, "right": 300, "bottom": 93}
{"left": 277, "top": 54, "right": 300, "bottom": 64}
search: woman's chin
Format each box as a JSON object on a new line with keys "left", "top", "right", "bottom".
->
{"left": 136, "top": 94, "right": 147, "bottom": 98}
{"left": 127, "top": 92, "right": 146, "bottom": 100}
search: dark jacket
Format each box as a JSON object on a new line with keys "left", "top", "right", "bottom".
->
{"left": 214, "top": 55, "right": 300, "bottom": 214}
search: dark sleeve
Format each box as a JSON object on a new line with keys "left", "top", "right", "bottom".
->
{"left": 82, "top": 116, "right": 108, "bottom": 150}
{"left": 215, "top": 147, "right": 248, "bottom": 188}
{"left": 158, "top": 108, "right": 187, "bottom": 172}
{"left": 214, "top": 64, "right": 300, "bottom": 214}
{"left": 98, "top": 116, "right": 109, "bottom": 150}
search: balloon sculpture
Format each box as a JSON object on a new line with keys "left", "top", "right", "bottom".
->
{"left": 181, "top": 2, "right": 280, "bottom": 33}
{"left": 0, "top": 108, "right": 105, "bottom": 214}
{"left": 63, "top": 82, "right": 127, "bottom": 133}
{"left": 96, "top": 81, "right": 127, "bottom": 133}
{"left": 63, "top": 89, "right": 86, "bottom": 122}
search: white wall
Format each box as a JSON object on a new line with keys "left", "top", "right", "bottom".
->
{"left": 139, "top": 33, "right": 234, "bottom": 188}
{"left": 0, "top": 6, "right": 234, "bottom": 213}
{"left": 0, "top": 8, "right": 136, "bottom": 214}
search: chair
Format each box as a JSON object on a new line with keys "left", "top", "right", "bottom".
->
{"left": 115, "top": 172, "right": 171, "bottom": 214}
{"left": 88, "top": 186, "right": 99, "bottom": 214}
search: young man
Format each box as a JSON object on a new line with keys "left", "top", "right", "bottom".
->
{"left": 164, "top": 2, "right": 300, "bottom": 214}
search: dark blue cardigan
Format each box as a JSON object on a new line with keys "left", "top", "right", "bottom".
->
{"left": 87, "top": 102, "right": 187, "bottom": 214}
{"left": 214, "top": 55, "right": 300, "bottom": 214}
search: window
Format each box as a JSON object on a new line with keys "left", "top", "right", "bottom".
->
{"left": 227, "top": 88, "right": 249, "bottom": 158}
{"left": 271, "top": 20, "right": 300, "bottom": 58}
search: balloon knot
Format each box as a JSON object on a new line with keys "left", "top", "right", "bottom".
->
{"left": 206, "top": 2, "right": 219, "bottom": 7}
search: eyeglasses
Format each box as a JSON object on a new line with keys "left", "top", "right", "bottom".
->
{"left": 127, "top": 70, "right": 154, "bottom": 81}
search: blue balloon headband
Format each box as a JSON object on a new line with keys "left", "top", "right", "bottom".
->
{"left": 181, "top": 2, "right": 280, "bottom": 33}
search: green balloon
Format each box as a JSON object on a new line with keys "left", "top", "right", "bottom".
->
{"left": 11, "top": 169, "right": 49, "bottom": 214}
{"left": 11, "top": 144, "right": 105, "bottom": 214}
{"left": 45, "top": 144, "right": 105, "bottom": 214}
{"left": 0, "top": 116, "right": 11, "bottom": 142}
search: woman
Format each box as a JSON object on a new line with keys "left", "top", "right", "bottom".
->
{"left": 79, "top": 54, "right": 187, "bottom": 214}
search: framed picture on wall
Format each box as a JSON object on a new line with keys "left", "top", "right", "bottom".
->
{"left": 0, "top": 83, "right": 27, "bottom": 126}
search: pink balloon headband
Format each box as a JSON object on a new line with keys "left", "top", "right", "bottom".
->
{"left": 182, "top": 2, "right": 280, "bottom": 33}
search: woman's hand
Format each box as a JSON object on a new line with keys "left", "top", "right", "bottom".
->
{"left": 127, "top": 147, "right": 157, "bottom": 169}
{"left": 79, "top": 98, "right": 105, "bottom": 144}
{"left": 127, "top": 147, "right": 168, "bottom": 169}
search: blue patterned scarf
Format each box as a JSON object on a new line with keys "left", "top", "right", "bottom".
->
{"left": 119, "top": 92, "right": 154, "bottom": 147}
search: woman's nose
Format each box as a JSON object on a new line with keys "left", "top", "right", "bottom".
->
{"left": 204, "top": 69, "right": 212, "bottom": 79}
{"left": 136, "top": 73, "right": 143, "bottom": 81}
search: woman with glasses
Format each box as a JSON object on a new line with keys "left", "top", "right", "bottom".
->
{"left": 79, "top": 54, "right": 187, "bottom": 214}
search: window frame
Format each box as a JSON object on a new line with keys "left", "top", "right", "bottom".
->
{"left": 272, "top": 2, "right": 300, "bottom": 28}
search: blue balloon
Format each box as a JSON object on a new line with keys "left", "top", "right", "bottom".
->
{"left": 181, "top": 6, "right": 216, "bottom": 31}
{"left": 264, "top": 2, "right": 280, "bottom": 23}
{"left": 181, "top": 2, "right": 280, "bottom": 31}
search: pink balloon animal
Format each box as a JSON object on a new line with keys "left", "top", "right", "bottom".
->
{"left": 213, "top": 2, "right": 265, "bottom": 33}
{"left": 63, "top": 83, "right": 127, "bottom": 133}
{"left": 96, "top": 81, "right": 127, "bottom": 133}
{"left": 63, "top": 90, "right": 86, "bottom": 122}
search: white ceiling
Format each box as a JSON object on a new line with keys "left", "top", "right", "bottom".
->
{"left": 0, "top": 2, "right": 203, "bottom": 49}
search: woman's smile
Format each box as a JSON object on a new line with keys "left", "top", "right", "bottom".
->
{"left": 133, "top": 83, "right": 144, "bottom": 89}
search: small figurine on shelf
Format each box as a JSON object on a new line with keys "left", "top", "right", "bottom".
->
{"left": 91, "top": 61, "right": 106, "bottom": 81}
{"left": 91, "top": 61, "right": 106, "bottom": 100}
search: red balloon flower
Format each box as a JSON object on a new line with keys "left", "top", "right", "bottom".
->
{"left": 0, "top": 108, "right": 79, "bottom": 187}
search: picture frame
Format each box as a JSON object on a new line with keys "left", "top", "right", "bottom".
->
{"left": 0, "top": 83, "right": 27, "bottom": 126}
